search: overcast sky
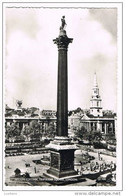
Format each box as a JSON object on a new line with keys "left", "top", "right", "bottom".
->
{"left": 5, "top": 6, "right": 117, "bottom": 111}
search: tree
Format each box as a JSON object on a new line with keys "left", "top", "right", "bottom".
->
{"left": 74, "top": 126, "right": 87, "bottom": 141}
{"left": 5, "top": 122, "right": 20, "bottom": 139}
{"left": 24, "top": 172, "right": 30, "bottom": 178}
{"left": 92, "top": 130, "right": 103, "bottom": 143}
{"left": 46, "top": 122, "right": 56, "bottom": 138}
{"left": 106, "top": 131, "right": 116, "bottom": 145}
{"left": 68, "top": 111, "right": 72, "bottom": 116}
{"left": 85, "top": 130, "right": 94, "bottom": 144}
{"left": 74, "top": 107, "right": 82, "bottom": 114}
{"left": 23, "top": 124, "right": 31, "bottom": 135}
{"left": 23, "top": 120, "right": 43, "bottom": 141}
{"left": 86, "top": 129, "right": 103, "bottom": 144}
{"left": 14, "top": 168, "right": 21, "bottom": 177}
{"left": 23, "top": 124, "right": 32, "bottom": 140}
{"left": 30, "top": 120, "right": 41, "bottom": 134}
{"left": 74, "top": 126, "right": 103, "bottom": 144}
{"left": 5, "top": 125, "right": 11, "bottom": 139}
{"left": 29, "top": 120, "right": 42, "bottom": 140}
{"left": 103, "top": 110, "right": 116, "bottom": 117}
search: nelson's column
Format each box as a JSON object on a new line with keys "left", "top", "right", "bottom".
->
{"left": 45, "top": 16, "right": 78, "bottom": 179}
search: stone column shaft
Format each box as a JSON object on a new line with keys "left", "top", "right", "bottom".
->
{"left": 57, "top": 49, "right": 68, "bottom": 136}
{"left": 53, "top": 30, "right": 73, "bottom": 137}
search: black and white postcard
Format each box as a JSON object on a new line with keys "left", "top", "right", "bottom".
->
{"left": 0, "top": 1, "right": 124, "bottom": 196}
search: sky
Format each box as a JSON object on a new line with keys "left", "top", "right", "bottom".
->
{"left": 5, "top": 6, "right": 117, "bottom": 112}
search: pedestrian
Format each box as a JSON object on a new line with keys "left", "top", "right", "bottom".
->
{"left": 110, "top": 165, "right": 112, "bottom": 174}
{"left": 90, "top": 163, "right": 92, "bottom": 171}
{"left": 34, "top": 166, "right": 36, "bottom": 173}
{"left": 98, "top": 152, "right": 100, "bottom": 160}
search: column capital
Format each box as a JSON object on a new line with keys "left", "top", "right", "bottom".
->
{"left": 53, "top": 30, "right": 73, "bottom": 50}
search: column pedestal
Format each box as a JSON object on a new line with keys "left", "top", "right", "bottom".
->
{"left": 45, "top": 137, "right": 79, "bottom": 179}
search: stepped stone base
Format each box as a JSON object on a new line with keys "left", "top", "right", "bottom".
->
{"left": 44, "top": 137, "right": 79, "bottom": 179}
{"left": 44, "top": 169, "right": 79, "bottom": 179}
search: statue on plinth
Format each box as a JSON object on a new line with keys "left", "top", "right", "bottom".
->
{"left": 60, "top": 16, "right": 67, "bottom": 30}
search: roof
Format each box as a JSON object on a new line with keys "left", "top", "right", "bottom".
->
{"left": 5, "top": 105, "right": 12, "bottom": 110}
{"left": 81, "top": 113, "right": 116, "bottom": 121}
{"left": 81, "top": 113, "right": 90, "bottom": 120}
{"left": 69, "top": 114, "right": 82, "bottom": 119}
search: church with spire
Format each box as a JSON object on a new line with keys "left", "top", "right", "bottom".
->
{"left": 80, "top": 73, "right": 116, "bottom": 136}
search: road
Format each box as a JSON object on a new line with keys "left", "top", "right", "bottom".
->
{"left": 5, "top": 148, "right": 116, "bottom": 186}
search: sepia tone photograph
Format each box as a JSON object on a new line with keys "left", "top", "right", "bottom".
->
{"left": 2, "top": 1, "right": 123, "bottom": 192}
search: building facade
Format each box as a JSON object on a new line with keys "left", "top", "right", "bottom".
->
{"left": 5, "top": 103, "right": 57, "bottom": 142}
{"left": 80, "top": 73, "right": 116, "bottom": 136}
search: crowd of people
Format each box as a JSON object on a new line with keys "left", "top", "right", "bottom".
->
{"left": 76, "top": 150, "right": 116, "bottom": 176}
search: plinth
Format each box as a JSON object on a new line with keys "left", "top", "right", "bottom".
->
{"left": 46, "top": 137, "right": 78, "bottom": 178}
{"left": 45, "top": 20, "right": 78, "bottom": 179}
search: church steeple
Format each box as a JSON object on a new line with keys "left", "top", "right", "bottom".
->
{"left": 93, "top": 72, "right": 98, "bottom": 87}
{"left": 90, "top": 73, "right": 103, "bottom": 117}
